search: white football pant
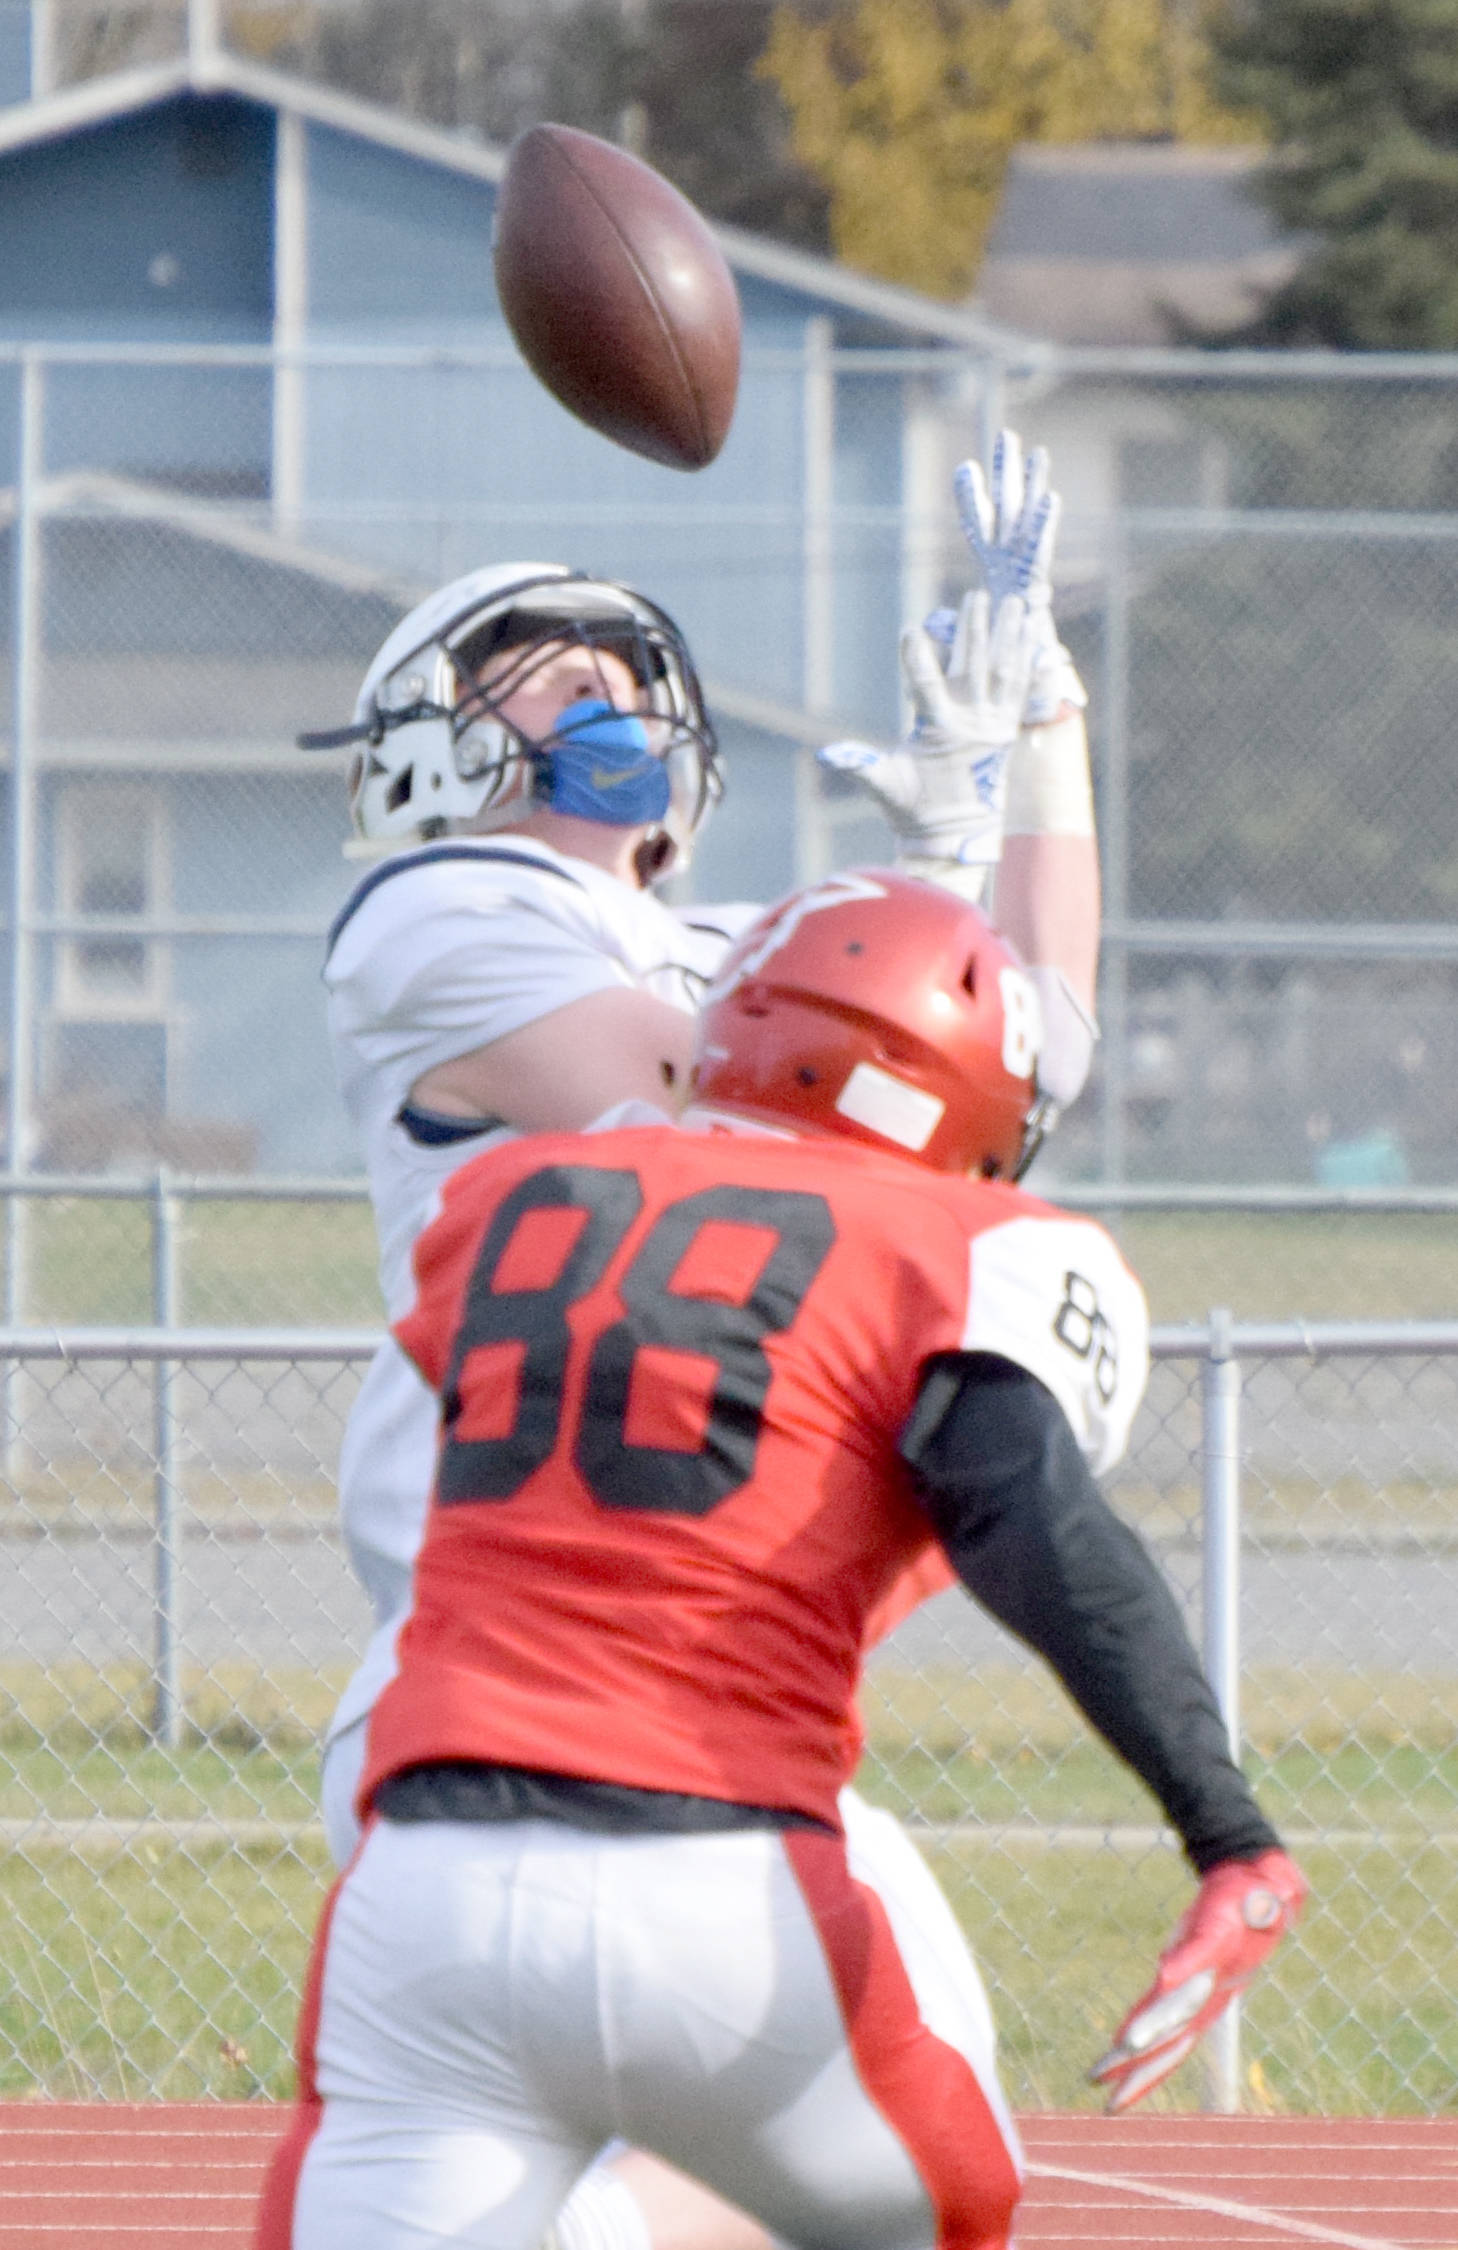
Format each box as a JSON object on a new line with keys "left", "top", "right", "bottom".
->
{"left": 258, "top": 1816, "right": 1022, "bottom": 2250}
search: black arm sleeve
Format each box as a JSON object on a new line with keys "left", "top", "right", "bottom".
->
{"left": 899, "top": 1351, "right": 1281, "bottom": 1875}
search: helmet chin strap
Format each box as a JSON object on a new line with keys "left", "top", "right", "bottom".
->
{"left": 1011, "top": 1092, "right": 1057, "bottom": 1181}
{"left": 632, "top": 829, "right": 676, "bottom": 887}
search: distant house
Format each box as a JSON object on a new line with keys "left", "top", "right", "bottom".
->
{"left": 977, "top": 141, "right": 1302, "bottom": 351}
{"left": 946, "top": 142, "right": 1310, "bottom": 595}
{"left": 0, "top": 42, "right": 1019, "bottom": 1171}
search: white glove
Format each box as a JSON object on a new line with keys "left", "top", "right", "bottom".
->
{"left": 818, "top": 591, "right": 1037, "bottom": 890}
{"left": 943, "top": 428, "right": 1086, "bottom": 726}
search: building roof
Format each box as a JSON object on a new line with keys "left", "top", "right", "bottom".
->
{"left": 0, "top": 45, "right": 1031, "bottom": 355}
{"left": 976, "top": 141, "right": 1305, "bottom": 347}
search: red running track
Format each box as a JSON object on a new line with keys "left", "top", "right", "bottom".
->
{"left": 1, "top": 2107, "right": 1455, "bottom": 2250}
{"left": 1023, "top": 2116, "right": 1458, "bottom": 2248}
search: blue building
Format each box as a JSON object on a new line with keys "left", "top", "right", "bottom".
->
{"left": 0, "top": 39, "right": 1012, "bottom": 1171}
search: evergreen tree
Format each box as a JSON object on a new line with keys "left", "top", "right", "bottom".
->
{"left": 1209, "top": 0, "right": 1458, "bottom": 346}
{"left": 634, "top": 2, "right": 830, "bottom": 245}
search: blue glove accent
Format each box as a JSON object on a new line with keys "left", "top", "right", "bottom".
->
{"left": 538, "top": 697, "right": 670, "bottom": 826}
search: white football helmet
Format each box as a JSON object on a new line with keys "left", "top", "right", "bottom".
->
{"left": 300, "top": 562, "right": 721, "bottom": 872}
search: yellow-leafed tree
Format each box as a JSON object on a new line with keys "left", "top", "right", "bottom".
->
{"left": 760, "top": 0, "right": 1258, "bottom": 298}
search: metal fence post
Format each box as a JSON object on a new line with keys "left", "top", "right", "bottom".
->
{"left": 801, "top": 314, "right": 836, "bottom": 725}
{"left": 150, "top": 1168, "right": 183, "bottom": 1748}
{"left": 1201, "top": 1304, "right": 1243, "bottom": 2111}
{"left": 972, "top": 356, "right": 1007, "bottom": 474}
{"left": 1098, "top": 514, "right": 1131, "bottom": 1187}
{"left": 4, "top": 349, "right": 43, "bottom": 1486}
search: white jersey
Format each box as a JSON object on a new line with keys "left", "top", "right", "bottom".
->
{"left": 325, "top": 837, "right": 748, "bottom": 1318}
{"left": 323, "top": 837, "right": 751, "bottom": 1698}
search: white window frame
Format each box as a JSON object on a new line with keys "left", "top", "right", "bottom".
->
{"left": 54, "top": 781, "right": 172, "bottom": 1022}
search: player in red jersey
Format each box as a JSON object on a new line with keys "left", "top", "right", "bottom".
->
{"left": 258, "top": 874, "right": 1303, "bottom": 2250}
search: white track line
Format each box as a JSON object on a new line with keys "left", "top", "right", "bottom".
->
{"left": 1025, "top": 2160, "right": 1412, "bottom": 2250}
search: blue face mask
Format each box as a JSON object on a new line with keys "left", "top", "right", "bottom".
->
{"left": 537, "top": 697, "right": 671, "bottom": 826}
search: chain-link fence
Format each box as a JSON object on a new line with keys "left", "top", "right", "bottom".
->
{"left": 7, "top": 343, "right": 1458, "bottom": 1198}
{"left": 8, "top": 1167, "right": 1458, "bottom": 1333}
{"left": 2, "top": 1300, "right": 1455, "bottom": 2114}
{"left": 5, "top": 337, "right": 1458, "bottom": 2115}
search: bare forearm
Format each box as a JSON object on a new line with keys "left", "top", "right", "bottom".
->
{"left": 989, "top": 697, "right": 1101, "bottom": 1010}
{"left": 411, "top": 985, "right": 696, "bottom": 1130}
{"left": 994, "top": 832, "right": 1100, "bottom": 1013}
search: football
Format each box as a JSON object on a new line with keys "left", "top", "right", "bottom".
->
{"left": 493, "top": 122, "right": 742, "bottom": 472}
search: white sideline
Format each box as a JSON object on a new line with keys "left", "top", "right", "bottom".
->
{"left": 1025, "top": 2158, "right": 1411, "bottom": 2250}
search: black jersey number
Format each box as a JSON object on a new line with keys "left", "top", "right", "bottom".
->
{"left": 1052, "top": 1269, "right": 1119, "bottom": 1405}
{"left": 437, "top": 1165, "right": 642, "bottom": 1506}
{"left": 437, "top": 1165, "right": 835, "bottom": 1517}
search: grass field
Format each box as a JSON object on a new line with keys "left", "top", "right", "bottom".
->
{"left": 11, "top": 1827, "right": 1451, "bottom": 2114}
{"left": 1100, "top": 1207, "right": 1458, "bottom": 1323}
{"left": 3, "top": 1661, "right": 1455, "bottom": 2113}
{"left": 11, "top": 1197, "right": 1458, "bottom": 1328}
{"left": 16, "top": 1196, "right": 383, "bottom": 1328}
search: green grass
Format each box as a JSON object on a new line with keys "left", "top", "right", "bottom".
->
{"left": 2, "top": 1662, "right": 1456, "bottom": 2111}
{"left": 860, "top": 1681, "right": 1458, "bottom": 1845}
{"left": 10, "top": 1200, "right": 1458, "bottom": 1328}
{"left": 0, "top": 1666, "right": 339, "bottom": 2100}
{"left": 1104, "top": 1208, "right": 1458, "bottom": 1324}
{"left": 0, "top": 1838, "right": 328, "bottom": 2100}
{"left": 14, "top": 1195, "right": 383, "bottom": 1327}
{"left": 1, "top": 1730, "right": 322, "bottom": 1831}
{"left": 927, "top": 1837, "right": 1458, "bottom": 2116}
{"left": 8, "top": 1824, "right": 1448, "bottom": 2114}
{"left": 857, "top": 1735, "right": 1458, "bottom": 1836}
{"left": 0, "top": 1661, "right": 347, "bottom": 1766}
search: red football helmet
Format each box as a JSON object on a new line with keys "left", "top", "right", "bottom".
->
{"left": 694, "top": 870, "right": 1047, "bottom": 1179}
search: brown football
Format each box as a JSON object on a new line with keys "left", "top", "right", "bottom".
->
{"left": 494, "top": 123, "right": 742, "bottom": 472}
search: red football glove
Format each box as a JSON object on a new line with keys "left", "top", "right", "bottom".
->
{"left": 1089, "top": 1848, "right": 1307, "bottom": 2112}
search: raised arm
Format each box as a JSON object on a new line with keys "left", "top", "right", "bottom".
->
{"left": 820, "top": 430, "right": 1101, "bottom": 1109}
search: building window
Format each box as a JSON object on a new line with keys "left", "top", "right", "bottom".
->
{"left": 55, "top": 783, "right": 170, "bottom": 1020}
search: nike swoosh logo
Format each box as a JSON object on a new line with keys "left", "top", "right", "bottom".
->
{"left": 589, "top": 763, "right": 650, "bottom": 789}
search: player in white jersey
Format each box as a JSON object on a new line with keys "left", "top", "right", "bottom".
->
{"left": 303, "top": 440, "right": 1101, "bottom": 2250}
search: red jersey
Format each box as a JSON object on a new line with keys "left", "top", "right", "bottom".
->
{"left": 365, "top": 1121, "right": 1147, "bottom": 1832}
